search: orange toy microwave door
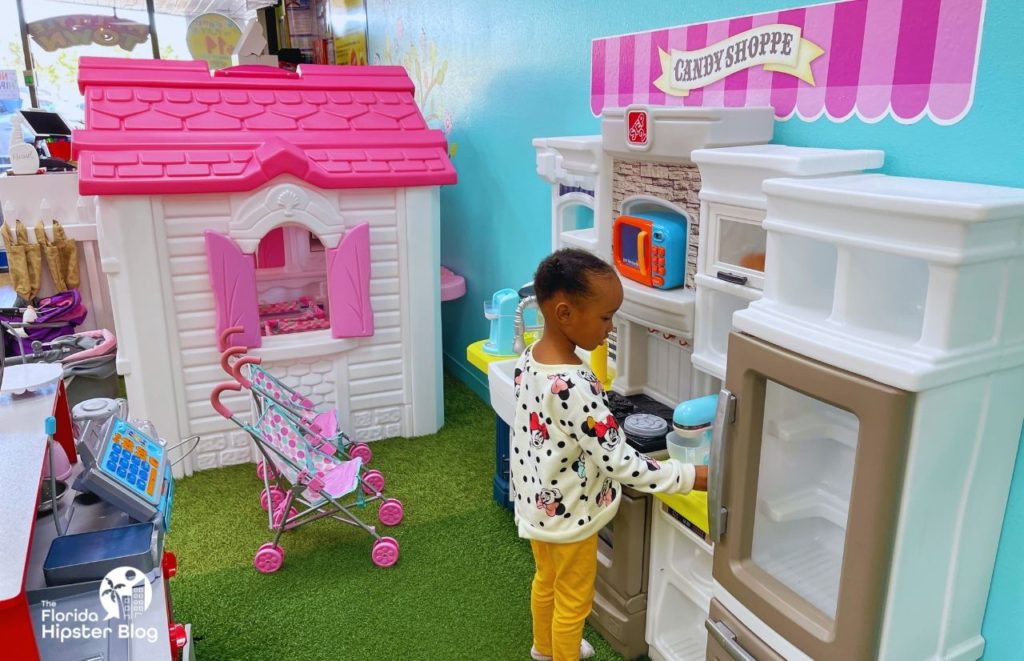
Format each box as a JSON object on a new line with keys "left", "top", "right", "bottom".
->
{"left": 613, "top": 215, "right": 654, "bottom": 286}
{"left": 613, "top": 212, "right": 688, "bottom": 290}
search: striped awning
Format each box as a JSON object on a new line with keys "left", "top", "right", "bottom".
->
{"left": 591, "top": 0, "right": 985, "bottom": 125}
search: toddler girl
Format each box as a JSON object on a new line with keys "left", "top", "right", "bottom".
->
{"left": 510, "top": 248, "right": 708, "bottom": 660}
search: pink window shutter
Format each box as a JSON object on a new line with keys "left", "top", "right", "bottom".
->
{"left": 204, "top": 230, "right": 262, "bottom": 350}
{"left": 327, "top": 222, "right": 374, "bottom": 338}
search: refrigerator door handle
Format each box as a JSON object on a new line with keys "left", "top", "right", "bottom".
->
{"left": 708, "top": 388, "right": 735, "bottom": 544}
{"left": 706, "top": 618, "right": 757, "bottom": 661}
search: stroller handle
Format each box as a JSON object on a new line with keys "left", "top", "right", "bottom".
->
{"left": 220, "top": 325, "right": 245, "bottom": 348}
{"left": 220, "top": 345, "right": 248, "bottom": 376}
{"left": 232, "top": 356, "right": 261, "bottom": 388}
{"left": 211, "top": 381, "right": 243, "bottom": 420}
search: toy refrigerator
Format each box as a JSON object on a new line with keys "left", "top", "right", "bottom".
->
{"left": 704, "top": 175, "right": 1024, "bottom": 660}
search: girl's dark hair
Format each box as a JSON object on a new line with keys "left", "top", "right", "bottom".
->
{"left": 533, "top": 248, "right": 616, "bottom": 305}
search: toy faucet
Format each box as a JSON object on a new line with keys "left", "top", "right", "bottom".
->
{"left": 483, "top": 283, "right": 540, "bottom": 355}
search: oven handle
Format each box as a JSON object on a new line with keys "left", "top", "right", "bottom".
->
{"left": 637, "top": 230, "right": 648, "bottom": 274}
{"left": 708, "top": 388, "right": 735, "bottom": 544}
{"left": 706, "top": 618, "right": 757, "bottom": 661}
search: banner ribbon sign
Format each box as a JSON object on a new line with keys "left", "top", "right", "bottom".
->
{"left": 654, "top": 24, "right": 823, "bottom": 96}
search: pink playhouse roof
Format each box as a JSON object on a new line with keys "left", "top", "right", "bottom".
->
{"left": 73, "top": 57, "right": 457, "bottom": 195}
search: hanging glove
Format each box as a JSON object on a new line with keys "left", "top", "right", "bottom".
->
{"left": 1, "top": 221, "right": 32, "bottom": 302}
{"left": 52, "top": 221, "right": 79, "bottom": 290}
{"left": 15, "top": 220, "right": 41, "bottom": 301}
{"left": 35, "top": 221, "right": 67, "bottom": 292}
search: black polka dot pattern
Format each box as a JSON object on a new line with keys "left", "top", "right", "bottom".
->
{"left": 507, "top": 353, "right": 691, "bottom": 540}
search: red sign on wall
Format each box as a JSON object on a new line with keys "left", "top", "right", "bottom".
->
{"left": 627, "top": 108, "right": 649, "bottom": 147}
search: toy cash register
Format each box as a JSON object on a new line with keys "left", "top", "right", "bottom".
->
{"left": 75, "top": 417, "right": 173, "bottom": 529}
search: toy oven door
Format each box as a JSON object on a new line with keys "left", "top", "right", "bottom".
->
{"left": 707, "top": 332, "right": 914, "bottom": 660}
{"left": 612, "top": 216, "right": 652, "bottom": 286}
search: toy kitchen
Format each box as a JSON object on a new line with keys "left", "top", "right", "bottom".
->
{"left": 0, "top": 360, "right": 193, "bottom": 660}
{"left": 477, "top": 84, "right": 1024, "bottom": 661}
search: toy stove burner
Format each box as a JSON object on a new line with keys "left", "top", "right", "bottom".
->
{"left": 607, "top": 392, "right": 674, "bottom": 453}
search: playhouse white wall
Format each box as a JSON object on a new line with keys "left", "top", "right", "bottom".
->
{"left": 95, "top": 176, "right": 442, "bottom": 477}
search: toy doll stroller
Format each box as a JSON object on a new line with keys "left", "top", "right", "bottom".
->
{"left": 0, "top": 289, "right": 88, "bottom": 357}
{"left": 217, "top": 328, "right": 375, "bottom": 478}
{"left": 214, "top": 331, "right": 403, "bottom": 571}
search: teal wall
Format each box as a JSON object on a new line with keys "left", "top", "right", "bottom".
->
{"left": 366, "top": 2, "right": 1024, "bottom": 657}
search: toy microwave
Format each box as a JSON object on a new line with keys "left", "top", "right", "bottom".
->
{"left": 612, "top": 211, "right": 688, "bottom": 289}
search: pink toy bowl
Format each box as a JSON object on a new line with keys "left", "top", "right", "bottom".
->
{"left": 42, "top": 439, "right": 72, "bottom": 481}
{"left": 440, "top": 266, "right": 466, "bottom": 301}
{"left": 372, "top": 537, "right": 399, "bottom": 568}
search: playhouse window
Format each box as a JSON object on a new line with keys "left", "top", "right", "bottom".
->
{"left": 561, "top": 203, "right": 594, "bottom": 233}
{"left": 254, "top": 225, "right": 331, "bottom": 337}
{"left": 206, "top": 221, "right": 373, "bottom": 349}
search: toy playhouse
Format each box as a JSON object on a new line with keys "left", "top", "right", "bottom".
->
{"left": 72, "top": 57, "right": 456, "bottom": 476}
{"left": 527, "top": 102, "right": 1024, "bottom": 661}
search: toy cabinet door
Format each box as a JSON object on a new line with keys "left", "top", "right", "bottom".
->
{"left": 705, "top": 599, "right": 784, "bottom": 661}
{"left": 706, "top": 204, "right": 767, "bottom": 290}
{"left": 708, "top": 332, "right": 914, "bottom": 660}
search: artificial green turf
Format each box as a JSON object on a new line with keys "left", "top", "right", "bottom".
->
{"left": 167, "top": 372, "right": 632, "bottom": 660}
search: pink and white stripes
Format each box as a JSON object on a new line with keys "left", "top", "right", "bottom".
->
{"left": 590, "top": 0, "right": 985, "bottom": 125}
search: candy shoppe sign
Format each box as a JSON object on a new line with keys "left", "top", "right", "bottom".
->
{"left": 591, "top": 0, "right": 987, "bottom": 125}
{"left": 28, "top": 15, "right": 149, "bottom": 53}
{"left": 654, "top": 24, "right": 822, "bottom": 96}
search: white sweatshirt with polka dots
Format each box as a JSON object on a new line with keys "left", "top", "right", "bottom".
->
{"left": 510, "top": 345, "right": 696, "bottom": 544}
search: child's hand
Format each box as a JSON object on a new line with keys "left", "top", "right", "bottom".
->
{"left": 692, "top": 465, "right": 708, "bottom": 492}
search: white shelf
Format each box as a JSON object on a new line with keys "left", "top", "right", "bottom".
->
{"left": 691, "top": 351, "right": 725, "bottom": 382}
{"left": 694, "top": 272, "right": 762, "bottom": 301}
{"left": 532, "top": 135, "right": 602, "bottom": 187}
{"left": 751, "top": 524, "right": 844, "bottom": 619}
{"left": 617, "top": 275, "right": 695, "bottom": 338}
{"left": 559, "top": 227, "right": 598, "bottom": 253}
{"left": 649, "top": 635, "right": 709, "bottom": 661}
{"left": 647, "top": 501, "right": 713, "bottom": 661}
{"left": 771, "top": 412, "right": 858, "bottom": 450}
{"left": 758, "top": 488, "right": 849, "bottom": 530}
{"left": 252, "top": 330, "right": 356, "bottom": 362}
{"left": 694, "top": 144, "right": 884, "bottom": 175}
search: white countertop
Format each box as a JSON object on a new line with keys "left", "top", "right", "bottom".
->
{"left": 0, "top": 382, "right": 60, "bottom": 603}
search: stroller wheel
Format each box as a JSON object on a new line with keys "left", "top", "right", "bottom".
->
{"left": 372, "top": 537, "right": 399, "bottom": 568}
{"left": 254, "top": 544, "right": 285, "bottom": 573}
{"left": 260, "top": 486, "right": 285, "bottom": 512}
{"left": 349, "top": 443, "right": 373, "bottom": 465}
{"left": 378, "top": 498, "right": 404, "bottom": 526}
{"left": 362, "top": 469, "right": 385, "bottom": 495}
{"left": 256, "top": 461, "right": 278, "bottom": 481}
{"left": 257, "top": 542, "right": 285, "bottom": 560}
{"left": 273, "top": 503, "right": 299, "bottom": 527}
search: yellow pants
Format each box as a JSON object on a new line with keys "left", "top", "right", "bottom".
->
{"left": 530, "top": 534, "right": 599, "bottom": 661}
